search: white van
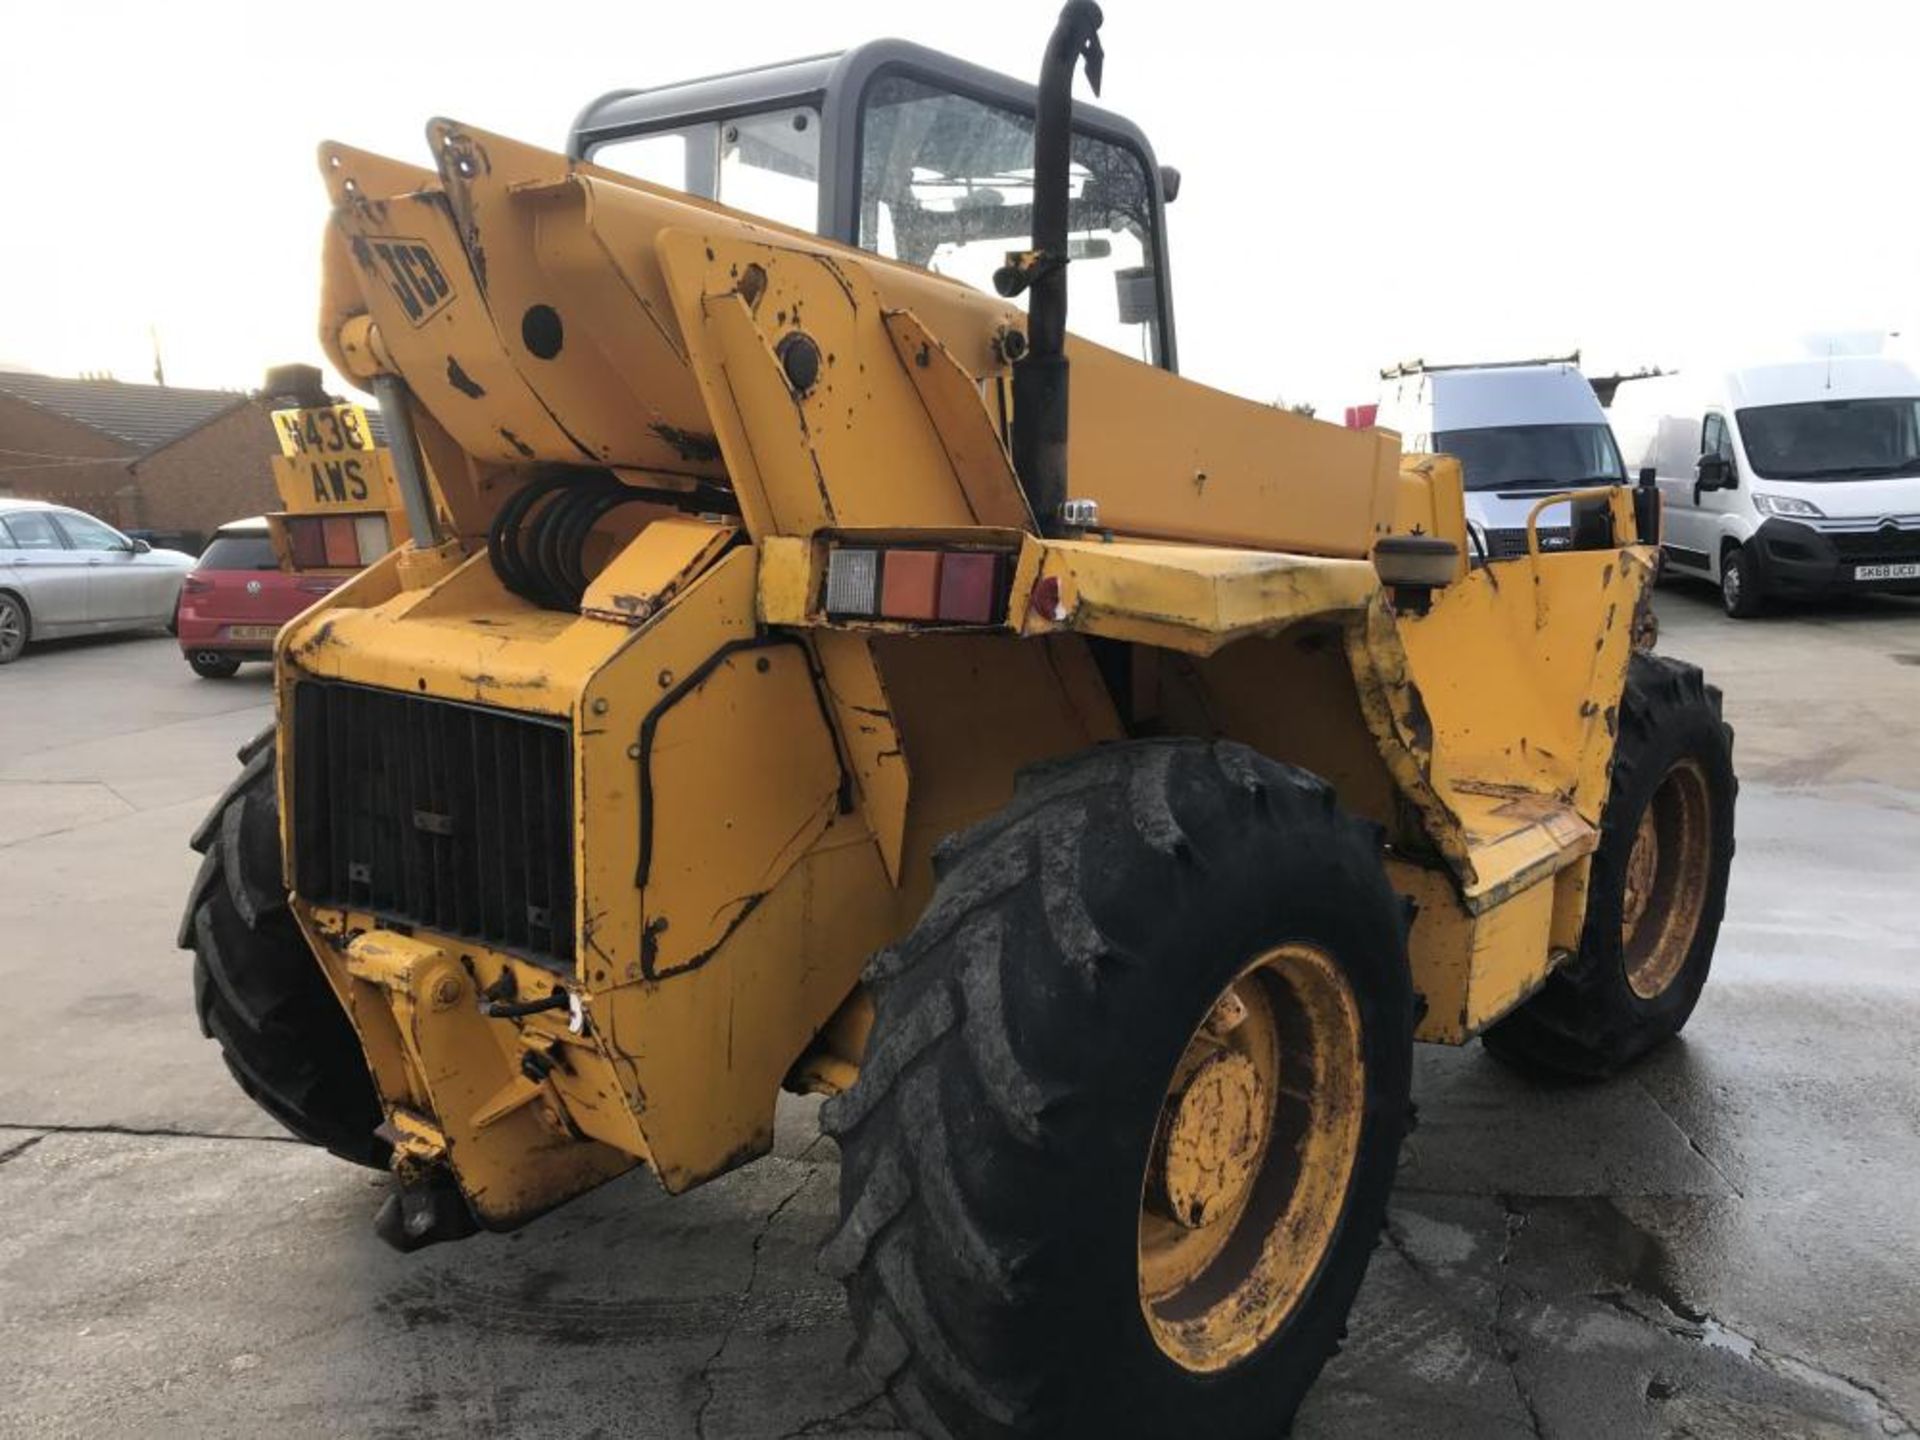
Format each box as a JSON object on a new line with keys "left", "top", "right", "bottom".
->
{"left": 1375, "top": 360, "right": 1626, "bottom": 560}
{"left": 1610, "top": 358, "right": 1920, "bottom": 617}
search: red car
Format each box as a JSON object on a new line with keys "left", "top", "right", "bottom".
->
{"left": 176, "top": 518, "right": 339, "bottom": 678}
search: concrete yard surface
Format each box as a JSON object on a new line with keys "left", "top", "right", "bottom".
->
{"left": 1, "top": 586, "right": 1917, "bottom": 1439}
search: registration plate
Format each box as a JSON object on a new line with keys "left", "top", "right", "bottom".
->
{"left": 226, "top": 625, "right": 279, "bottom": 642}
{"left": 1854, "top": 563, "right": 1920, "bottom": 582}
{"left": 272, "top": 403, "right": 375, "bottom": 458}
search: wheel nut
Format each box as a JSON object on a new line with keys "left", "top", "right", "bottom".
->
{"left": 1205, "top": 987, "right": 1249, "bottom": 1038}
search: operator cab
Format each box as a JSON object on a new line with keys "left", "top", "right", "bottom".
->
{"left": 571, "top": 40, "right": 1180, "bottom": 370}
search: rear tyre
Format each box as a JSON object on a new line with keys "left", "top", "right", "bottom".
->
{"left": 178, "top": 728, "right": 387, "bottom": 1167}
{"left": 0, "top": 592, "right": 28, "bottom": 664}
{"left": 822, "top": 740, "right": 1415, "bottom": 1439}
{"left": 188, "top": 651, "right": 243, "bottom": 679}
{"left": 1483, "top": 654, "right": 1736, "bottom": 1079}
{"left": 1719, "top": 542, "right": 1765, "bottom": 619}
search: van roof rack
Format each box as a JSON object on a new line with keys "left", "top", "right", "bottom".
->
{"left": 1380, "top": 351, "right": 1581, "bottom": 380}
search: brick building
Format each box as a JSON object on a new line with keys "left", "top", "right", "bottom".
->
{"left": 0, "top": 372, "right": 284, "bottom": 547}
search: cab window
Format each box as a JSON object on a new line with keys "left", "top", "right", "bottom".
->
{"left": 591, "top": 106, "right": 821, "bottom": 233}
{"left": 857, "top": 75, "right": 1165, "bottom": 365}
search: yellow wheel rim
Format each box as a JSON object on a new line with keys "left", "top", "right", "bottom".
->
{"left": 1137, "top": 943, "right": 1366, "bottom": 1374}
{"left": 1622, "top": 758, "right": 1713, "bottom": 1001}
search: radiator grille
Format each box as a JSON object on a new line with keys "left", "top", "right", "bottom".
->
{"left": 1830, "top": 527, "right": 1920, "bottom": 565}
{"left": 1484, "top": 526, "right": 1570, "bottom": 560}
{"left": 292, "top": 681, "right": 575, "bottom": 970}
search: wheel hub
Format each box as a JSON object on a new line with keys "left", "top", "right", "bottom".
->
{"left": 1622, "top": 758, "right": 1713, "bottom": 1000}
{"left": 1137, "top": 944, "right": 1366, "bottom": 1374}
{"left": 1149, "top": 1047, "right": 1266, "bottom": 1230}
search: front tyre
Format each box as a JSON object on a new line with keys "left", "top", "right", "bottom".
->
{"left": 0, "top": 592, "right": 29, "bottom": 664}
{"left": 1720, "top": 542, "right": 1765, "bottom": 618}
{"left": 178, "top": 728, "right": 387, "bottom": 1167}
{"left": 822, "top": 740, "right": 1415, "bottom": 1439}
{"left": 1484, "top": 654, "right": 1736, "bottom": 1078}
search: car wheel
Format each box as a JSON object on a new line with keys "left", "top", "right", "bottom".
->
{"left": 1720, "top": 544, "right": 1765, "bottom": 619}
{"left": 0, "top": 592, "right": 28, "bottom": 664}
{"left": 188, "top": 650, "right": 243, "bottom": 679}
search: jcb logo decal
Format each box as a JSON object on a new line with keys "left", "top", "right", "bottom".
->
{"left": 367, "top": 236, "right": 453, "bottom": 326}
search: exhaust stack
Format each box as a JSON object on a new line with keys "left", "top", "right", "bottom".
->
{"left": 994, "top": 0, "right": 1105, "bottom": 537}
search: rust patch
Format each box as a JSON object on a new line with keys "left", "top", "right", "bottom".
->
{"left": 446, "top": 356, "right": 485, "bottom": 399}
{"left": 1399, "top": 678, "right": 1435, "bottom": 765}
{"left": 649, "top": 423, "right": 721, "bottom": 465}
{"left": 737, "top": 263, "right": 767, "bottom": 310}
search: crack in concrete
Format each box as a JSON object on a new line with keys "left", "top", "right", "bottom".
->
{"left": 691, "top": 1166, "right": 819, "bottom": 1440}
{"left": 1630, "top": 1075, "right": 1746, "bottom": 1199}
{"left": 0, "top": 1121, "right": 303, "bottom": 1146}
{"left": 1591, "top": 1286, "right": 1917, "bottom": 1436}
{"left": 1387, "top": 1194, "right": 1916, "bottom": 1439}
{"left": 1492, "top": 1195, "right": 1549, "bottom": 1440}
{"left": 778, "top": 1392, "right": 892, "bottom": 1438}
{"left": 0, "top": 1131, "right": 49, "bottom": 1165}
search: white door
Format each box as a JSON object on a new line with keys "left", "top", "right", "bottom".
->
{"left": 1660, "top": 413, "right": 1729, "bottom": 571}
{"left": 0, "top": 510, "right": 90, "bottom": 627}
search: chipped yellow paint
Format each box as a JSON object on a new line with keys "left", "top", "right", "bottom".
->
{"left": 1024, "top": 540, "right": 1380, "bottom": 654}
{"left": 270, "top": 116, "right": 1678, "bottom": 1232}
{"left": 579, "top": 515, "right": 737, "bottom": 625}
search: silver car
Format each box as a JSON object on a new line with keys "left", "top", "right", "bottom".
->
{"left": 0, "top": 499, "right": 196, "bottom": 664}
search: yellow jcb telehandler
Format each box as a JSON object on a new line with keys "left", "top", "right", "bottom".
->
{"left": 179, "top": 6, "right": 1736, "bottom": 1433}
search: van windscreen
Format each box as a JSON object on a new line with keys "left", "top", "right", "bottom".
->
{"left": 1736, "top": 398, "right": 1920, "bottom": 480}
{"left": 1433, "top": 424, "right": 1626, "bottom": 493}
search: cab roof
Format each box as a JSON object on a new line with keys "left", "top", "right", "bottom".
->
{"left": 569, "top": 37, "right": 1178, "bottom": 368}
{"left": 1723, "top": 355, "right": 1920, "bottom": 408}
{"left": 1425, "top": 364, "right": 1605, "bottom": 431}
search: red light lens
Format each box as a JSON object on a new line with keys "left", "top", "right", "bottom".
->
{"left": 182, "top": 575, "right": 213, "bottom": 595}
{"left": 936, "top": 552, "right": 999, "bottom": 623}
{"left": 286, "top": 518, "right": 327, "bottom": 568}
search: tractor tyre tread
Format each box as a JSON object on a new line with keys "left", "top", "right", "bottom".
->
{"left": 180, "top": 727, "right": 387, "bottom": 1168}
{"left": 824, "top": 738, "right": 1414, "bottom": 1440}
{"left": 1483, "top": 654, "right": 1736, "bottom": 1079}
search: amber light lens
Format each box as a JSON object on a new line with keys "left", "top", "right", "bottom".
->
{"left": 879, "top": 549, "right": 941, "bottom": 621}
{"left": 321, "top": 517, "right": 359, "bottom": 567}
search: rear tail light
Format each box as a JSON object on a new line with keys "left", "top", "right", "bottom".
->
{"left": 182, "top": 575, "right": 213, "bottom": 595}
{"left": 286, "top": 517, "right": 328, "bottom": 568}
{"left": 352, "top": 514, "right": 391, "bottom": 562}
{"left": 296, "top": 578, "right": 341, "bottom": 596}
{"left": 824, "top": 545, "right": 1008, "bottom": 625}
{"left": 283, "top": 513, "right": 390, "bottom": 570}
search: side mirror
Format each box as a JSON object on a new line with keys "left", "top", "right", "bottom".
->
{"left": 1638, "top": 466, "right": 1657, "bottom": 488}
{"left": 128, "top": 537, "right": 152, "bottom": 554}
{"left": 1695, "top": 454, "right": 1732, "bottom": 492}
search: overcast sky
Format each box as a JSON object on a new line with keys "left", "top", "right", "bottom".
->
{"left": 3, "top": 0, "right": 1916, "bottom": 413}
